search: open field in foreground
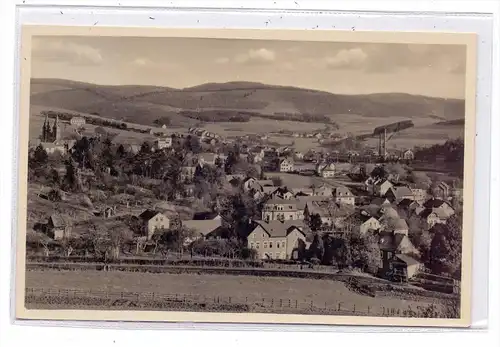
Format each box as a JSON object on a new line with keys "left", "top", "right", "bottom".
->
{"left": 25, "top": 270, "right": 444, "bottom": 315}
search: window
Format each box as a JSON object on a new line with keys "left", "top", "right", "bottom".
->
{"left": 276, "top": 252, "right": 282, "bottom": 259}
{"left": 282, "top": 241, "right": 286, "bottom": 248}
{"left": 250, "top": 242, "right": 254, "bottom": 249}
{"left": 256, "top": 242, "right": 260, "bottom": 249}
{"left": 263, "top": 242, "right": 268, "bottom": 248}
{"left": 277, "top": 242, "right": 280, "bottom": 249}
{"left": 269, "top": 241, "right": 273, "bottom": 248}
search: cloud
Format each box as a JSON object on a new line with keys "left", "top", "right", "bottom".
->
{"left": 235, "top": 48, "right": 276, "bottom": 64}
{"left": 32, "top": 38, "right": 103, "bottom": 65}
{"left": 214, "top": 57, "right": 230, "bottom": 64}
{"left": 324, "top": 48, "right": 368, "bottom": 69}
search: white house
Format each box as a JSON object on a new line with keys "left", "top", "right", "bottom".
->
{"left": 334, "top": 186, "right": 355, "bottom": 206}
{"left": 279, "top": 158, "right": 294, "bottom": 172}
{"left": 247, "top": 220, "right": 307, "bottom": 260}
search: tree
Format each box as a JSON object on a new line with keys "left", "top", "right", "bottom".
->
{"left": 63, "top": 159, "right": 79, "bottom": 192}
{"left": 371, "top": 165, "right": 388, "bottom": 180}
{"left": 308, "top": 214, "right": 323, "bottom": 232}
{"left": 32, "top": 145, "right": 48, "bottom": 167}
{"left": 410, "top": 171, "right": 432, "bottom": 188}
{"left": 308, "top": 234, "right": 325, "bottom": 261}
{"left": 386, "top": 163, "right": 407, "bottom": 181}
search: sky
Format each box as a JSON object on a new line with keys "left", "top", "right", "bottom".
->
{"left": 31, "top": 36, "right": 467, "bottom": 99}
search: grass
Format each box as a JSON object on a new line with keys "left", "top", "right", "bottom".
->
{"left": 25, "top": 270, "right": 439, "bottom": 313}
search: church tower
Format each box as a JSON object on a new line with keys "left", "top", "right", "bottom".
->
{"left": 52, "top": 115, "right": 61, "bottom": 142}
{"left": 42, "top": 114, "right": 49, "bottom": 141}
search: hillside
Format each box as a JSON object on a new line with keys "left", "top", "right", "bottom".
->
{"left": 30, "top": 78, "right": 465, "bottom": 127}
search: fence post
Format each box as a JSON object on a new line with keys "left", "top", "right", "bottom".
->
{"left": 280, "top": 299, "right": 283, "bottom": 308}
{"left": 310, "top": 300, "right": 313, "bottom": 309}
{"left": 271, "top": 298, "right": 274, "bottom": 307}
{"left": 338, "top": 303, "right": 341, "bottom": 311}
{"left": 295, "top": 300, "right": 298, "bottom": 309}
{"left": 229, "top": 296, "right": 231, "bottom": 304}
{"left": 353, "top": 304, "right": 356, "bottom": 313}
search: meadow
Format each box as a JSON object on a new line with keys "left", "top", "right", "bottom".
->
{"left": 25, "top": 270, "right": 440, "bottom": 314}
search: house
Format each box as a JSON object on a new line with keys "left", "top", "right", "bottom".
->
{"left": 359, "top": 213, "right": 382, "bottom": 234}
{"left": 279, "top": 158, "right": 294, "bottom": 172}
{"left": 247, "top": 220, "right": 307, "bottom": 260}
{"left": 180, "top": 166, "right": 197, "bottom": 182}
{"left": 316, "top": 162, "right": 335, "bottom": 178}
{"left": 295, "top": 152, "right": 304, "bottom": 160}
{"left": 243, "top": 178, "right": 274, "bottom": 193}
{"left": 402, "top": 149, "right": 414, "bottom": 161}
{"left": 364, "top": 177, "right": 378, "bottom": 194}
{"left": 262, "top": 198, "right": 303, "bottom": 221}
{"left": 419, "top": 208, "right": 450, "bottom": 228}
{"left": 374, "top": 179, "right": 394, "bottom": 197}
{"left": 304, "top": 201, "right": 353, "bottom": 228}
{"left": 41, "top": 142, "right": 67, "bottom": 155}
{"left": 70, "top": 116, "right": 86, "bottom": 127}
{"left": 46, "top": 213, "right": 72, "bottom": 240}
{"left": 333, "top": 186, "right": 355, "bottom": 206}
{"left": 182, "top": 219, "right": 223, "bottom": 245}
{"left": 397, "top": 199, "right": 422, "bottom": 215}
{"left": 370, "top": 197, "right": 392, "bottom": 207}
{"left": 125, "top": 144, "right": 140, "bottom": 154}
{"left": 155, "top": 136, "right": 173, "bottom": 150}
{"left": 434, "top": 182, "right": 451, "bottom": 199}
{"left": 422, "top": 198, "right": 455, "bottom": 218}
{"left": 198, "top": 153, "right": 218, "bottom": 166}
{"left": 293, "top": 187, "right": 314, "bottom": 197}
{"left": 384, "top": 218, "right": 409, "bottom": 236}
{"left": 379, "top": 231, "right": 420, "bottom": 278}
{"left": 138, "top": 210, "right": 170, "bottom": 240}
{"left": 385, "top": 186, "right": 414, "bottom": 204}
{"left": 313, "top": 184, "right": 333, "bottom": 197}
{"left": 269, "top": 187, "right": 295, "bottom": 200}
{"left": 391, "top": 254, "right": 422, "bottom": 279}
{"left": 294, "top": 162, "right": 316, "bottom": 173}
{"left": 410, "top": 186, "right": 428, "bottom": 203}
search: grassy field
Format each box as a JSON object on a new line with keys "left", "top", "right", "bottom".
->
{"left": 25, "top": 270, "right": 440, "bottom": 314}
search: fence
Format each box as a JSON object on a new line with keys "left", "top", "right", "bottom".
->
{"left": 24, "top": 287, "right": 443, "bottom": 318}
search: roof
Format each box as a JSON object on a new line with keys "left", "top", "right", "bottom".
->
{"left": 138, "top": 209, "right": 163, "bottom": 221}
{"left": 264, "top": 198, "right": 299, "bottom": 211}
{"left": 398, "top": 198, "right": 417, "bottom": 209}
{"left": 371, "top": 197, "right": 391, "bottom": 206}
{"left": 182, "top": 219, "right": 222, "bottom": 236}
{"left": 375, "top": 179, "right": 393, "bottom": 187}
{"left": 334, "top": 186, "right": 354, "bottom": 197}
{"left": 192, "top": 211, "right": 221, "bottom": 220}
{"left": 423, "top": 198, "right": 451, "bottom": 209}
{"left": 395, "top": 254, "right": 422, "bottom": 266}
{"left": 306, "top": 201, "right": 353, "bottom": 218}
{"left": 379, "top": 232, "right": 407, "bottom": 252}
{"left": 49, "top": 213, "right": 72, "bottom": 228}
{"left": 253, "top": 220, "right": 305, "bottom": 238}
{"left": 256, "top": 179, "right": 274, "bottom": 187}
{"left": 419, "top": 208, "right": 449, "bottom": 219}
{"left": 279, "top": 158, "right": 293, "bottom": 164}
{"left": 388, "top": 186, "right": 414, "bottom": 199}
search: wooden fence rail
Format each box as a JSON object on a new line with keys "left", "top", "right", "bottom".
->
{"left": 25, "top": 287, "right": 448, "bottom": 318}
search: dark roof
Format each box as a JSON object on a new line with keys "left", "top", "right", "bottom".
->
{"left": 139, "top": 209, "right": 162, "bottom": 221}
{"left": 419, "top": 208, "right": 449, "bottom": 219}
{"left": 398, "top": 198, "right": 415, "bottom": 209}
{"left": 379, "top": 232, "right": 406, "bottom": 252}
{"left": 371, "top": 197, "right": 391, "bottom": 206}
{"left": 388, "top": 186, "right": 414, "bottom": 199}
{"left": 192, "top": 211, "right": 220, "bottom": 220}
{"left": 423, "top": 198, "right": 449, "bottom": 209}
{"left": 253, "top": 220, "right": 305, "bottom": 238}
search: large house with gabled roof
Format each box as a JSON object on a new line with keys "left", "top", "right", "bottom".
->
{"left": 247, "top": 220, "right": 307, "bottom": 260}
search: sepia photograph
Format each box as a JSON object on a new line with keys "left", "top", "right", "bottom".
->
{"left": 15, "top": 26, "right": 476, "bottom": 327}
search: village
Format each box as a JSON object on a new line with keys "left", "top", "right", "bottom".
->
{"left": 26, "top": 110, "right": 464, "bottom": 297}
